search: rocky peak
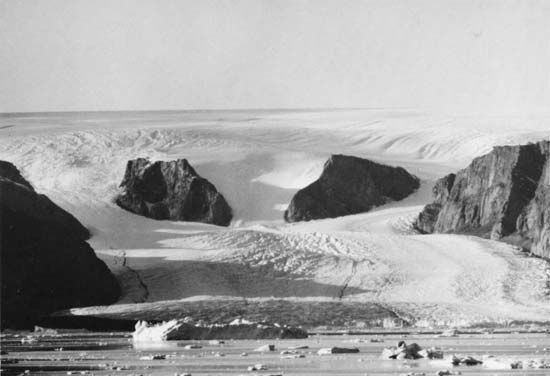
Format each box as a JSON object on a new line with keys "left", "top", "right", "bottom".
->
{"left": 285, "top": 154, "right": 420, "bottom": 222}
{"left": 116, "top": 158, "right": 232, "bottom": 226}
{"left": 415, "top": 140, "right": 550, "bottom": 259}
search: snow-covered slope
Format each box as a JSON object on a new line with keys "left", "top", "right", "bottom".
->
{"left": 1, "top": 109, "right": 549, "bottom": 326}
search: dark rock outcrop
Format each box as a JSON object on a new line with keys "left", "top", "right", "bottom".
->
{"left": 415, "top": 140, "right": 550, "bottom": 259}
{"left": 0, "top": 161, "right": 90, "bottom": 240}
{"left": 0, "top": 160, "right": 34, "bottom": 190}
{"left": 1, "top": 161, "right": 120, "bottom": 329}
{"left": 380, "top": 341, "right": 443, "bottom": 360}
{"left": 318, "top": 347, "right": 360, "bottom": 355}
{"left": 115, "top": 158, "right": 232, "bottom": 226}
{"left": 284, "top": 155, "right": 420, "bottom": 222}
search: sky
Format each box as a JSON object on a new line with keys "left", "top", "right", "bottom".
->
{"left": 1, "top": 0, "right": 550, "bottom": 114}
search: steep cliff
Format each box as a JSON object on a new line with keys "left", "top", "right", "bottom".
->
{"left": 515, "top": 142, "right": 550, "bottom": 258}
{"left": 415, "top": 140, "right": 550, "bottom": 258}
{"left": 414, "top": 173, "right": 455, "bottom": 234}
{"left": 1, "top": 161, "right": 120, "bottom": 329}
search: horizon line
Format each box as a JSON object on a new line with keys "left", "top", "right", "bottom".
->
{"left": 0, "top": 106, "right": 417, "bottom": 116}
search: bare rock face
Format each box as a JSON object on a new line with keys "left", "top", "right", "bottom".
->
{"left": 0, "top": 161, "right": 120, "bottom": 329}
{"left": 284, "top": 155, "right": 420, "bottom": 222}
{"left": 0, "top": 161, "right": 90, "bottom": 240}
{"left": 414, "top": 173, "right": 455, "bottom": 234}
{"left": 515, "top": 142, "right": 550, "bottom": 258}
{"left": 0, "top": 160, "right": 34, "bottom": 190}
{"left": 415, "top": 140, "right": 550, "bottom": 259}
{"left": 115, "top": 158, "right": 232, "bottom": 226}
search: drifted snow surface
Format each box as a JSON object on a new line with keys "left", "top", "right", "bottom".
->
{"left": 1, "top": 109, "right": 549, "bottom": 327}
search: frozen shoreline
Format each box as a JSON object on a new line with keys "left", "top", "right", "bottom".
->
{"left": 1, "top": 330, "right": 549, "bottom": 375}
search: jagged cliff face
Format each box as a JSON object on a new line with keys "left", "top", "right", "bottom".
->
{"left": 1, "top": 161, "right": 120, "bottom": 329}
{"left": 415, "top": 140, "right": 550, "bottom": 259}
{"left": 516, "top": 142, "right": 550, "bottom": 258}
{"left": 414, "top": 173, "right": 455, "bottom": 234}
{"left": 115, "top": 158, "right": 233, "bottom": 226}
{"left": 285, "top": 154, "right": 420, "bottom": 222}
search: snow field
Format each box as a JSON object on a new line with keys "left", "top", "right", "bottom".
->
{"left": 1, "top": 109, "right": 549, "bottom": 326}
